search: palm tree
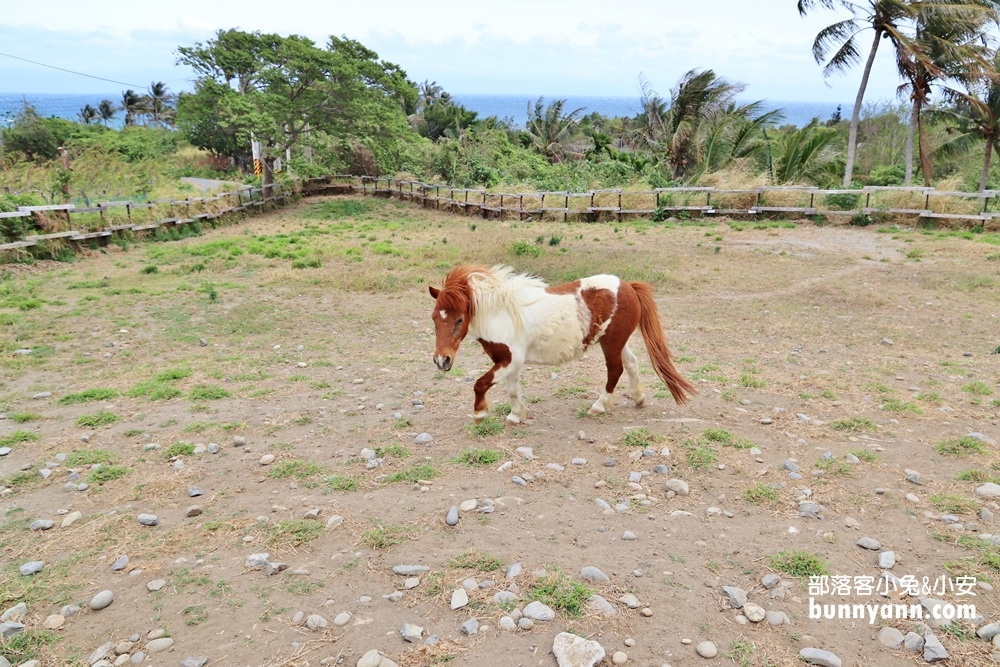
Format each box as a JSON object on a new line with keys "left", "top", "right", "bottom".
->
{"left": 799, "top": 0, "right": 917, "bottom": 186}
{"left": 937, "top": 51, "right": 1000, "bottom": 191}
{"left": 663, "top": 70, "right": 745, "bottom": 179}
{"left": 146, "top": 81, "right": 174, "bottom": 126}
{"left": 417, "top": 80, "right": 445, "bottom": 113}
{"left": 524, "top": 97, "right": 586, "bottom": 163}
{"left": 696, "top": 102, "right": 786, "bottom": 178}
{"left": 121, "top": 89, "right": 143, "bottom": 126}
{"left": 895, "top": 1, "right": 996, "bottom": 185}
{"left": 97, "top": 99, "right": 117, "bottom": 126}
{"left": 79, "top": 104, "right": 99, "bottom": 125}
{"left": 768, "top": 120, "right": 842, "bottom": 183}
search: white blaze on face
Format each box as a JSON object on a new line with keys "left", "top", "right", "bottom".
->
{"left": 439, "top": 310, "right": 448, "bottom": 320}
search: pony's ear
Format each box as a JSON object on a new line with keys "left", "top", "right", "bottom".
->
{"left": 428, "top": 285, "right": 440, "bottom": 299}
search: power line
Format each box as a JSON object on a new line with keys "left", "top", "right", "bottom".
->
{"left": 0, "top": 50, "right": 146, "bottom": 89}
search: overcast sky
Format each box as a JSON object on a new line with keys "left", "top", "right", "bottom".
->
{"left": 1, "top": 0, "right": 908, "bottom": 103}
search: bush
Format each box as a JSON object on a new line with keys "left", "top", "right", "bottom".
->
{"left": 867, "top": 164, "right": 905, "bottom": 186}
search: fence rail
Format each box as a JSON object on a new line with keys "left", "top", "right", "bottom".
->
{"left": 2, "top": 174, "right": 997, "bottom": 257}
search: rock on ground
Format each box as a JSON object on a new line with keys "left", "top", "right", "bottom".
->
{"left": 552, "top": 631, "right": 605, "bottom": 667}
{"left": 798, "top": 648, "right": 842, "bottom": 667}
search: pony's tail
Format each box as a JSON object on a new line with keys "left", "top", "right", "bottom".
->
{"left": 630, "top": 281, "right": 697, "bottom": 405}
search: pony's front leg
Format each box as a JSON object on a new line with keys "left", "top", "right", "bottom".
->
{"left": 502, "top": 364, "right": 527, "bottom": 425}
{"left": 472, "top": 371, "right": 495, "bottom": 423}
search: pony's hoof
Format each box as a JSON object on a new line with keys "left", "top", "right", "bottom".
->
{"left": 472, "top": 410, "right": 489, "bottom": 423}
{"left": 587, "top": 406, "right": 606, "bottom": 416}
{"left": 634, "top": 397, "right": 646, "bottom": 408}
{"left": 505, "top": 413, "right": 522, "bottom": 425}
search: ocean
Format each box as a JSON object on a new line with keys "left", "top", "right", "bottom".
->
{"left": 0, "top": 92, "right": 845, "bottom": 129}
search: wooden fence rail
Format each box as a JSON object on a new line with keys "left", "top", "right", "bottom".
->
{"left": 2, "top": 174, "right": 997, "bottom": 257}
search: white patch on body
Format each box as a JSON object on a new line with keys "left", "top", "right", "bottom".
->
{"left": 439, "top": 310, "right": 448, "bottom": 320}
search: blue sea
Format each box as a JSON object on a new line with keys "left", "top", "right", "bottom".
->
{"left": 1, "top": 92, "right": 845, "bottom": 129}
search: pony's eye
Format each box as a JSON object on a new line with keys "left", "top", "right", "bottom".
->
{"left": 456, "top": 317, "right": 463, "bottom": 325}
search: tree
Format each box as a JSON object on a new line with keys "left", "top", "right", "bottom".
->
{"left": 417, "top": 99, "right": 478, "bottom": 140}
{"left": 146, "top": 81, "right": 175, "bottom": 126}
{"left": 767, "top": 119, "right": 841, "bottom": 183}
{"left": 937, "top": 50, "right": 1000, "bottom": 191}
{"left": 177, "top": 29, "right": 417, "bottom": 195}
{"left": 695, "top": 102, "right": 785, "bottom": 177}
{"left": 98, "top": 99, "right": 117, "bottom": 126}
{"left": 79, "top": 104, "right": 99, "bottom": 125}
{"left": 895, "top": 0, "right": 996, "bottom": 185}
{"left": 3, "top": 104, "right": 58, "bottom": 160}
{"left": 799, "top": 0, "right": 917, "bottom": 186}
{"left": 417, "top": 80, "right": 447, "bottom": 112}
{"left": 524, "top": 97, "right": 586, "bottom": 163}
{"left": 175, "top": 80, "right": 249, "bottom": 169}
{"left": 121, "top": 89, "right": 144, "bottom": 126}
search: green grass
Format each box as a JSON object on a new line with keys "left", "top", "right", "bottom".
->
{"left": 957, "top": 470, "right": 1000, "bottom": 483}
{"left": 87, "top": 465, "right": 131, "bottom": 483}
{"left": 881, "top": 399, "right": 921, "bottom": 415}
{"left": 189, "top": 384, "right": 230, "bottom": 401}
{"left": 739, "top": 371, "right": 765, "bottom": 388}
{"left": 163, "top": 442, "right": 196, "bottom": 458}
{"left": 742, "top": 483, "right": 781, "bottom": 507}
{"left": 935, "top": 437, "right": 988, "bottom": 457}
{"left": 528, "top": 570, "right": 593, "bottom": 618}
{"left": 962, "top": 380, "right": 994, "bottom": 397}
{"left": 383, "top": 463, "right": 441, "bottom": 484}
{"left": 623, "top": 427, "right": 661, "bottom": 448}
{"left": 770, "top": 550, "right": 829, "bottom": 578}
{"left": 555, "top": 386, "right": 587, "bottom": 398}
{"left": 0, "top": 430, "right": 40, "bottom": 447}
{"left": 465, "top": 416, "right": 504, "bottom": 437}
{"left": 450, "top": 549, "right": 504, "bottom": 572}
{"left": 267, "top": 519, "right": 324, "bottom": 547}
{"left": 182, "top": 604, "right": 207, "bottom": 625}
{"left": 451, "top": 448, "right": 503, "bottom": 466}
{"left": 511, "top": 239, "right": 542, "bottom": 257}
{"left": 815, "top": 458, "right": 852, "bottom": 476}
{"left": 849, "top": 448, "right": 879, "bottom": 462}
{"left": 492, "top": 402, "right": 512, "bottom": 418}
{"left": 156, "top": 367, "right": 192, "bottom": 381}
{"left": 65, "top": 448, "right": 115, "bottom": 466}
{"left": 0, "top": 630, "right": 58, "bottom": 664}
{"left": 701, "top": 428, "right": 754, "bottom": 449}
{"left": 7, "top": 411, "right": 42, "bottom": 423}
{"left": 831, "top": 416, "right": 876, "bottom": 432}
{"left": 126, "top": 380, "right": 182, "bottom": 401}
{"left": 323, "top": 475, "right": 359, "bottom": 491}
{"left": 75, "top": 411, "right": 118, "bottom": 427}
{"left": 374, "top": 444, "right": 410, "bottom": 458}
{"left": 55, "top": 388, "right": 118, "bottom": 405}
{"left": 681, "top": 438, "right": 718, "bottom": 469}
{"left": 268, "top": 460, "right": 325, "bottom": 479}
{"left": 358, "top": 519, "right": 413, "bottom": 550}
{"left": 929, "top": 493, "right": 977, "bottom": 514}
{"left": 946, "top": 535, "right": 1000, "bottom": 577}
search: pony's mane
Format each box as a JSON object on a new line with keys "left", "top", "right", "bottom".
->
{"left": 440, "top": 264, "right": 547, "bottom": 332}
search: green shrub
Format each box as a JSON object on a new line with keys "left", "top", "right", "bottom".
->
{"left": 511, "top": 239, "right": 542, "bottom": 257}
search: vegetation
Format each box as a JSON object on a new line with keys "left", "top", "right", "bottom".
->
{"left": 770, "top": 550, "right": 829, "bottom": 577}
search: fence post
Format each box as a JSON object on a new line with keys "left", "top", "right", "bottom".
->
{"left": 617, "top": 190, "right": 622, "bottom": 222}
{"left": 519, "top": 194, "right": 523, "bottom": 220}
{"left": 564, "top": 193, "right": 568, "bottom": 222}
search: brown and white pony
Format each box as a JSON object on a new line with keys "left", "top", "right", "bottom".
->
{"left": 428, "top": 264, "right": 695, "bottom": 424}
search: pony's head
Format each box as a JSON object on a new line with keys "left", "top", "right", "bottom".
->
{"left": 428, "top": 266, "right": 482, "bottom": 371}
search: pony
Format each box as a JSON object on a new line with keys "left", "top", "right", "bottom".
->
{"left": 428, "top": 264, "right": 696, "bottom": 424}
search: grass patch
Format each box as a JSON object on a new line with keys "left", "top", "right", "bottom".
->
{"left": 935, "top": 437, "right": 988, "bottom": 457}
{"left": 701, "top": 428, "right": 753, "bottom": 449}
{"left": 945, "top": 535, "right": 1000, "bottom": 578}
{"left": 0, "top": 630, "right": 58, "bottom": 664}
{"left": 8, "top": 411, "right": 42, "bottom": 423}
{"left": 849, "top": 448, "right": 879, "bottom": 462}
{"left": 182, "top": 604, "right": 208, "bottom": 625}
{"left": 623, "top": 427, "right": 661, "bottom": 448}
{"left": 555, "top": 386, "right": 587, "bottom": 398}
{"left": 65, "top": 448, "right": 115, "bottom": 466}
{"left": 126, "top": 380, "right": 182, "bottom": 401}
{"left": 0, "top": 430, "right": 40, "bottom": 447}
{"left": 59, "top": 388, "right": 118, "bottom": 406}
{"left": 87, "top": 465, "right": 131, "bottom": 483}
{"left": 359, "top": 519, "right": 413, "bottom": 550}
{"left": 451, "top": 448, "right": 503, "bottom": 466}
{"left": 268, "top": 460, "right": 325, "bottom": 480}
{"left": 384, "top": 463, "right": 441, "bottom": 484}
{"left": 832, "top": 416, "right": 876, "bottom": 432}
{"left": 815, "top": 458, "right": 852, "bottom": 476}
{"left": 739, "top": 371, "right": 765, "bottom": 388}
{"left": 957, "top": 470, "right": 1000, "bottom": 483}
{"left": 449, "top": 549, "right": 504, "bottom": 572}
{"left": 189, "top": 384, "right": 230, "bottom": 401}
{"left": 962, "top": 380, "right": 994, "bottom": 397}
{"left": 323, "top": 475, "right": 359, "bottom": 491}
{"left": 929, "top": 493, "right": 977, "bottom": 514}
{"left": 492, "top": 402, "right": 511, "bottom": 418}
{"left": 881, "top": 399, "right": 921, "bottom": 414}
{"left": 75, "top": 411, "right": 118, "bottom": 427}
{"left": 528, "top": 570, "right": 593, "bottom": 618}
{"left": 681, "top": 438, "right": 718, "bottom": 469}
{"left": 465, "top": 416, "right": 504, "bottom": 437}
{"left": 374, "top": 444, "right": 410, "bottom": 458}
{"left": 742, "top": 483, "right": 781, "bottom": 507}
{"left": 770, "top": 550, "right": 829, "bottom": 578}
{"left": 267, "top": 519, "right": 323, "bottom": 547}
{"left": 163, "top": 442, "right": 196, "bottom": 458}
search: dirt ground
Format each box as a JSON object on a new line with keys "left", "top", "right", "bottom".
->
{"left": 1, "top": 196, "right": 1000, "bottom": 667}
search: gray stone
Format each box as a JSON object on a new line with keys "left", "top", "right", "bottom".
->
{"left": 518, "top": 617, "right": 534, "bottom": 630}
{"left": 905, "top": 470, "right": 924, "bottom": 485}
{"left": 188, "top": 486, "right": 204, "bottom": 497}
{"left": 1, "top": 603, "right": 26, "bottom": 621}
{"left": 19, "top": 561, "right": 43, "bottom": 576}
{"left": 696, "top": 641, "right": 718, "bottom": 658}
{"left": 445, "top": 506, "right": 459, "bottom": 526}
{"left": 978, "top": 623, "right": 1000, "bottom": 640}
{"left": 414, "top": 433, "right": 432, "bottom": 444}
{"left": 88, "top": 642, "right": 114, "bottom": 665}
{"left": 180, "top": 658, "right": 208, "bottom": 667}
{"left": 305, "top": 614, "right": 327, "bottom": 630}
{"left": 130, "top": 653, "right": 144, "bottom": 664}
{"left": 923, "top": 631, "right": 948, "bottom": 662}
{"left": 400, "top": 622, "right": 423, "bottom": 642}
{"left": 60, "top": 604, "right": 80, "bottom": 618}
{"left": 665, "top": 478, "right": 689, "bottom": 495}
{"left": 137, "top": 513, "right": 158, "bottom": 526}
{"left": 877, "top": 626, "right": 904, "bottom": 648}
{"left": 393, "top": 564, "right": 429, "bottom": 576}
{"left": 743, "top": 603, "right": 766, "bottom": 622}
{"left": 761, "top": 573, "right": 781, "bottom": 589}
{"left": 0, "top": 447, "right": 9, "bottom": 456}
{"left": 764, "top": 611, "right": 789, "bottom": 625}
{"left": 493, "top": 591, "right": 517, "bottom": 604}
{"left": 499, "top": 616, "right": 517, "bottom": 632}
{"left": 146, "top": 579, "right": 166, "bottom": 592}
{"left": 782, "top": 460, "right": 800, "bottom": 473}
{"left": 580, "top": 566, "right": 610, "bottom": 584}
{"left": 798, "top": 648, "right": 841, "bottom": 667}
{"left": 967, "top": 432, "right": 998, "bottom": 446}
{"left": 89, "top": 589, "right": 114, "bottom": 610}
{"left": 586, "top": 594, "right": 617, "bottom": 616}
{"left": 460, "top": 618, "right": 479, "bottom": 635}
{"left": 29, "top": 519, "right": 54, "bottom": 531}
{"left": 621, "top": 531, "right": 636, "bottom": 541}
{"left": 0, "top": 622, "right": 24, "bottom": 639}
{"left": 552, "top": 631, "right": 606, "bottom": 667}
{"left": 332, "top": 612, "right": 351, "bottom": 626}
{"left": 207, "top": 442, "right": 219, "bottom": 454}
{"left": 111, "top": 555, "right": 129, "bottom": 571}
{"left": 186, "top": 506, "right": 203, "bottom": 518}
{"left": 32, "top": 391, "right": 51, "bottom": 399}
{"left": 799, "top": 501, "right": 825, "bottom": 519}
{"left": 356, "top": 650, "right": 382, "bottom": 667}
{"left": 878, "top": 551, "right": 896, "bottom": 569}
{"left": 618, "top": 593, "right": 640, "bottom": 609}
{"left": 903, "top": 632, "right": 924, "bottom": 652}
{"left": 233, "top": 435, "right": 247, "bottom": 446}
{"left": 721, "top": 586, "right": 748, "bottom": 609}
{"left": 523, "top": 601, "right": 555, "bottom": 621}
{"left": 450, "top": 588, "right": 469, "bottom": 610}
{"left": 264, "top": 562, "right": 288, "bottom": 576}
{"left": 245, "top": 553, "right": 270, "bottom": 569}
{"left": 147, "top": 638, "right": 174, "bottom": 653}
{"left": 506, "top": 563, "right": 522, "bottom": 579}
{"left": 857, "top": 537, "right": 881, "bottom": 550}
{"left": 977, "top": 483, "right": 1000, "bottom": 498}
{"left": 920, "top": 598, "right": 951, "bottom": 628}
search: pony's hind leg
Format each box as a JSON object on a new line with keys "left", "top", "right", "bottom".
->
{"left": 589, "top": 339, "right": 625, "bottom": 415}
{"left": 622, "top": 343, "right": 646, "bottom": 408}
{"left": 503, "top": 366, "right": 528, "bottom": 424}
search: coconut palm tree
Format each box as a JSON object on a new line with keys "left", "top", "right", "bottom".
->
{"left": 895, "top": 0, "right": 996, "bottom": 185}
{"left": 799, "top": 0, "right": 917, "bottom": 186}
{"left": 663, "top": 70, "right": 745, "bottom": 179}
{"left": 146, "top": 81, "right": 174, "bottom": 126}
{"left": 79, "top": 104, "right": 99, "bottom": 125}
{"left": 696, "top": 102, "right": 786, "bottom": 178}
{"left": 97, "top": 99, "right": 117, "bottom": 126}
{"left": 417, "top": 80, "right": 446, "bottom": 113}
{"left": 524, "top": 97, "right": 586, "bottom": 163}
{"left": 937, "top": 51, "right": 1000, "bottom": 191}
{"left": 121, "top": 89, "right": 144, "bottom": 126}
{"left": 768, "top": 120, "right": 842, "bottom": 183}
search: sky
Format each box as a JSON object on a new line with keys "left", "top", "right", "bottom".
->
{"left": 0, "top": 0, "right": 908, "bottom": 103}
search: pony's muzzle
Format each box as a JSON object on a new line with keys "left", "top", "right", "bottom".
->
{"left": 434, "top": 355, "right": 452, "bottom": 371}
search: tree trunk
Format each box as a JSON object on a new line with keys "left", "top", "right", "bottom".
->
{"left": 904, "top": 97, "right": 918, "bottom": 185}
{"left": 844, "top": 29, "right": 883, "bottom": 187}
{"left": 916, "top": 100, "right": 933, "bottom": 187}
{"left": 261, "top": 157, "right": 275, "bottom": 199}
{"left": 981, "top": 135, "right": 995, "bottom": 193}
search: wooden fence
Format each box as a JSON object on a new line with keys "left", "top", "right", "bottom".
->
{"left": 2, "top": 174, "right": 997, "bottom": 257}
{"left": 349, "top": 176, "right": 1000, "bottom": 227}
